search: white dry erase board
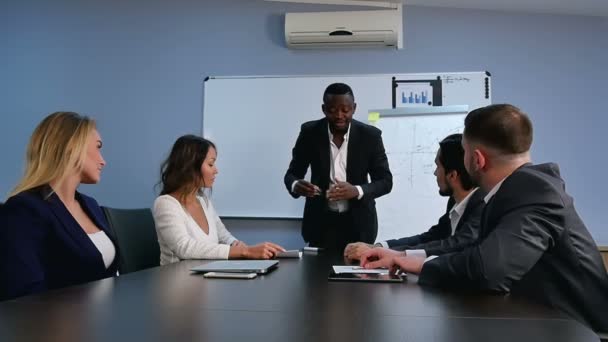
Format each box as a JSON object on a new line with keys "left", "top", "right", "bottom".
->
{"left": 202, "top": 72, "right": 491, "bottom": 240}
{"left": 371, "top": 106, "right": 468, "bottom": 241}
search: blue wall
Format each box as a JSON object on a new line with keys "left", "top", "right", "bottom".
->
{"left": 1, "top": 0, "right": 606, "bottom": 244}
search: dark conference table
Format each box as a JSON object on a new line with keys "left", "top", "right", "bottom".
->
{"left": 0, "top": 252, "right": 600, "bottom": 342}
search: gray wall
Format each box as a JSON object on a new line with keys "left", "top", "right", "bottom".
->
{"left": 1, "top": 0, "right": 606, "bottom": 244}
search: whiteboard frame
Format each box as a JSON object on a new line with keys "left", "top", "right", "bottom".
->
{"left": 202, "top": 72, "right": 491, "bottom": 218}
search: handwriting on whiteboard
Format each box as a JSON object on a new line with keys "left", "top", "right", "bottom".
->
{"left": 442, "top": 75, "right": 471, "bottom": 84}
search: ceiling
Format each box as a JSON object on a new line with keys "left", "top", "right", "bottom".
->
{"left": 265, "top": 0, "right": 608, "bottom": 17}
{"left": 405, "top": 0, "right": 608, "bottom": 18}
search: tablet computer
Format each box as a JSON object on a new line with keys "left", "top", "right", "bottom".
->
{"left": 203, "top": 272, "right": 257, "bottom": 279}
{"left": 328, "top": 271, "right": 405, "bottom": 283}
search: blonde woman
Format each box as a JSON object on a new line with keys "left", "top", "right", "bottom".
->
{"left": 153, "top": 135, "right": 285, "bottom": 265}
{"left": 0, "top": 112, "right": 119, "bottom": 300}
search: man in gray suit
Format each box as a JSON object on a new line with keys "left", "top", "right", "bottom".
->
{"left": 361, "top": 104, "right": 608, "bottom": 333}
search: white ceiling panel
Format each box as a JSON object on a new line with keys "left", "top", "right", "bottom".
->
{"left": 265, "top": 0, "right": 608, "bottom": 17}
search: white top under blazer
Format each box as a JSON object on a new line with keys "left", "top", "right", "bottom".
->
{"left": 87, "top": 231, "right": 116, "bottom": 269}
{"left": 153, "top": 194, "right": 237, "bottom": 265}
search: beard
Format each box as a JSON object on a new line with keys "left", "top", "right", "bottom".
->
{"left": 439, "top": 185, "right": 453, "bottom": 197}
{"left": 467, "top": 168, "right": 482, "bottom": 187}
{"left": 465, "top": 157, "right": 481, "bottom": 187}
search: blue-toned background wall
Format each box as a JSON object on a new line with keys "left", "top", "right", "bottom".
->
{"left": 1, "top": 0, "right": 606, "bottom": 245}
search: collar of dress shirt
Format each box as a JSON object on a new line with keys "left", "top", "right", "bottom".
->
{"left": 327, "top": 123, "right": 351, "bottom": 143}
{"left": 484, "top": 178, "right": 507, "bottom": 203}
{"left": 450, "top": 187, "right": 479, "bottom": 218}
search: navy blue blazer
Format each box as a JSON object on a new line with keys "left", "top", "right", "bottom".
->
{"left": 0, "top": 187, "right": 119, "bottom": 300}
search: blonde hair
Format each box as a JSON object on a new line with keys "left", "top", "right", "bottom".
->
{"left": 9, "top": 111, "right": 97, "bottom": 198}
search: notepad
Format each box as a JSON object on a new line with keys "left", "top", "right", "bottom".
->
{"left": 332, "top": 265, "right": 389, "bottom": 274}
{"left": 276, "top": 250, "right": 302, "bottom": 258}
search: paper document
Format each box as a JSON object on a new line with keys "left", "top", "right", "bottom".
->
{"left": 276, "top": 250, "right": 302, "bottom": 258}
{"left": 332, "top": 266, "right": 389, "bottom": 274}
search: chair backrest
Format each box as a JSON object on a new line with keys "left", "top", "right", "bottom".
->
{"left": 600, "top": 246, "right": 608, "bottom": 273}
{"left": 102, "top": 207, "right": 160, "bottom": 274}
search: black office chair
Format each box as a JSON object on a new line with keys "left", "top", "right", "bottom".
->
{"left": 102, "top": 207, "right": 160, "bottom": 274}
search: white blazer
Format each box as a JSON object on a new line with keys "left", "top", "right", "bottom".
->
{"left": 153, "top": 194, "right": 237, "bottom": 265}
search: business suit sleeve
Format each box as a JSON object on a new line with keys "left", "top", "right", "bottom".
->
{"left": 0, "top": 197, "right": 48, "bottom": 299}
{"left": 284, "top": 124, "right": 312, "bottom": 198}
{"left": 403, "top": 210, "right": 481, "bottom": 256}
{"left": 387, "top": 213, "right": 451, "bottom": 249}
{"left": 152, "top": 197, "right": 231, "bottom": 260}
{"left": 418, "top": 203, "right": 560, "bottom": 292}
{"left": 360, "top": 131, "right": 392, "bottom": 200}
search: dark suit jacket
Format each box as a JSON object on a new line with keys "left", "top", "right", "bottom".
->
{"left": 284, "top": 118, "right": 393, "bottom": 244}
{"left": 389, "top": 189, "right": 485, "bottom": 256}
{"left": 0, "top": 187, "right": 119, "bottom": 300}
{"left": 419, "top": 163, "right": 608, "bottom": 332}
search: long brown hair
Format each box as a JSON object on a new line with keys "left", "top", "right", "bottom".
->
{"left": 9, "top": 111, "right": 96, "bottom": 198}
{"left": 158, "top": 135, "right": 216, "bottom": 203}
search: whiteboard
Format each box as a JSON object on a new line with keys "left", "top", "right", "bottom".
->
{"left": 202, "top": 72, "right": 491, "bottom": 237}
{"left": 372, "top": 109, "right": 467, "bottom": 241}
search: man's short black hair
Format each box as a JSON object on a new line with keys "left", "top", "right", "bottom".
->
{"left": 323, "top": 83, "right": 354, "bottom": 103}
{"left": 439, "top": 133, "right": 475, "bottom": 190}
{"left": 464, "top": 104, "right": 533, "bottom": 155}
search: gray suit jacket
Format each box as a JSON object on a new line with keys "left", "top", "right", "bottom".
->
{"left": 419, "top": 163, "right": 608, "bottom": 332}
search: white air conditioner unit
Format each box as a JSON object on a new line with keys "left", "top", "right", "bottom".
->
{"left": 285, "top": 9, "right": 403, "bottom": 49}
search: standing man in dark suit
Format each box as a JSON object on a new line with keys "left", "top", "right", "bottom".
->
{"left": 344, "top": 133, "right": 485, "bottom": 260}
{"left": 361, "top": 104, "right": 608, "bottom": 332}
{"left": 284, "top": 83, "right": 393, "bottom": 252}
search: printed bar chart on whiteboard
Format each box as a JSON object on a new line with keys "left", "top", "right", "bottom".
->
{"left": 398, "top": 83, "right": 433, "bottom": 107}
{"left": 392, "top": 77, "right": 443, "bottom": 108}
